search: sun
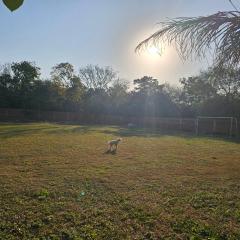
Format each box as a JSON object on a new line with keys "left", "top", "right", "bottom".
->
{"left": 147, "top": 46, "right": 161, "bottom": 56}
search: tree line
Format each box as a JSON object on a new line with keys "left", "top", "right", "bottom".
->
{"left": 0, "top": 61, "right": 240, "bottom": 118}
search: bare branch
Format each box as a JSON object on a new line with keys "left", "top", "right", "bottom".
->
{"left": 79, "top": 65, "right": 117, "bottom": 90}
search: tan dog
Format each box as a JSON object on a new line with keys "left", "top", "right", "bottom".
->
{"left": 108, "top": 138, "right": 122, "bottom": 151}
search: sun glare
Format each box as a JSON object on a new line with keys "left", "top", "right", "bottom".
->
{"left": 147, "top": 46, "right": 161, "bottom": 57}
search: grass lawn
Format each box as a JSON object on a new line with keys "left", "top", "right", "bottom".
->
{"left": 1, "top": 123, "right": 240, "bottom": 240}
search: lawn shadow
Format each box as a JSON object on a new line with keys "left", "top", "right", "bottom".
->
{"left": 0, "top": 123, "right": 96, "bottom": 139}
{"left": 100, "top": 126, "right": 240, "bottom": 143}
{"left": 46, "top": 125, "right": 95, "bottom": 135}
{"left": 103, "top": 149, "right": 117, "bottom": 155}
{"left": 0, "top": 125, "right": 59, "bottom": 139}
{"left": 1, "top": 122, "right": 239, "bottom": 143}
{"left": 101, "top": 127, "right": 183, "bottom": 138}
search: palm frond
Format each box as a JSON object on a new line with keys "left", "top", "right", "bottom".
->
{"left": 136, "top": 11, "right": 240, "bottom": 67}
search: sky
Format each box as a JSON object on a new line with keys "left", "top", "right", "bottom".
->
{"left": 0, "top": 0, "right": 235, "bottom": 85}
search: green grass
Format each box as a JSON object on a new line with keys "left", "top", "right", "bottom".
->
{"left": 0, "top": 123, "right": 240, "bottom": 240}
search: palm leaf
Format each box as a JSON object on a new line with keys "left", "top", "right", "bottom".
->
{"left": 136, "top": 11, "right": 240, "bottom": 67}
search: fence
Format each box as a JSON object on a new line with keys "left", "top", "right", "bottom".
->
{"left": 0, "top": 108, "right": 239, "bottom": 137}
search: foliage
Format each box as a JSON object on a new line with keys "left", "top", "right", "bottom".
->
{"left": 179, "top": 67, "right": 240, "bottom": 117}
{"left": 128, "top": 76, "right": 180, "bottom": 117}
{"left": 179, "top": 75, "right": 217, "bottom": 106}
{"left": 1, "top": 60, "right": 240, "bottom": 117}
{"left": 2, "top": 0, "right": 24, "bottom": 11}
{"left": 208, "top": 66, "right": 240, "bottom": 98}
{"left": 51, "top": 63, "right": 75, "bottom": 87}
{"left": 79, "top": 65, "right": 117, "bottom": 90}
{"left": 0, "top": 61, "right": 40, "bottom": 108}
{"left": 133, "top": 76, "right": 164, "bottom": 95}
{"left": 136, "top": 9, "right": 240, "bottom": 68}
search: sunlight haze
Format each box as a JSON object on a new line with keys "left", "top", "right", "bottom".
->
{"left": 0, "top": 0, "right": 233, "bottom": 85}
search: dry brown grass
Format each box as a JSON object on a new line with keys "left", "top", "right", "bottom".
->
{"left": 0, "top": 123, "right": 240, "bottom": 239}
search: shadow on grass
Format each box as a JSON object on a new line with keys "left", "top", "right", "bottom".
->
{"left": 0, "top": 123, "right": 95, "bottom": 139}
{"left": 0, "top": 126, "right": 56, "bottom": 139}
{"left": 0, "top": 122, "right": 239, "bottom": 143}
{"left": 0, "top": 122, "right": 119, "bottom": 139}
{"left": 101, "top": 127, "right": 192, "bottom": 138}
{"left": 103, "top": 149, "right": 117, "bottom": 155}
{"left": 47, "top": 125, "right": 95, "bottom": 135}
{"left": 100, "top": 127, "right": 240, "bottom": 143}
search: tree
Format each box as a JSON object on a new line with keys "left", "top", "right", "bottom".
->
{"left": 180, "top": 67, "right": 240, "bottom": 103}
{"left": 108, "top": 79, "right": 128, "bottom": 100}
{"left": 0, "top": 64, "right": 13, "bottom": 90}
{"left": 180, "top": 75, "right": 217, "bottom": 106}
{"left": 79, "top": 65, "right": 117, "bottom": 90}
{"left": 12, "top": 61, "right": 41, "bottom": 108}
{"left": 133, "top": 76, "right": 164, "bottom": 95}
{"left": 179, "top": 67, "right": 240, "bottom": 117}
{"left": 136, "top": 1, "right": 240, "bottom": 68}
{"left": 128, "top": 76, "right": 179, "bottom": 117}
{"left": 0, "top": 64, "right": 13, "bottom": 107}
{"left": 65, "top": 76, "right": 86, "bottom": 110}
{"left": 11, "top": 61, "right": 40, "bottom": 88}
{"left": 0, "top": 61, "right": 40, "bottom": 108}
{"left": 107, "top": 80, "right": 129, "bottom": 115}
{"left": 51, "top": 63, "right": 75, "bottom": 87}
{"left": 208, "top": 67, "right": 240, "bottom": 98}
{"left": 163, "top": 84, "right": 182, "bottom": 104}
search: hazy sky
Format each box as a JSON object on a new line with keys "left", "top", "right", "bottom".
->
{"left": 0, "top": 0, "right": 234, "bottom": 85}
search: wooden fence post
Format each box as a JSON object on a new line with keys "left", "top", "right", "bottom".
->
{"left": 213, "top": 119, "right": 216, "bottom": 134}
{"left": 195, "top": 118, "right": 199, "bottom": 135}
{"left": 179, "top": 118, "right": 183, "bottom": 131}
{"left": 230, "top": 117, "right": 233, "bottom": 137}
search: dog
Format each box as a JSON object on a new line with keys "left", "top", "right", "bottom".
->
{"left": 107, "top": 138, "right": 122, "bottom": 152}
